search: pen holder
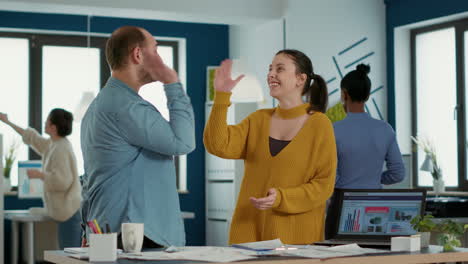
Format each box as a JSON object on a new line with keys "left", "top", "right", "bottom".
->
{"left": 89, "top": 233, "right": 118, "bottom": 262}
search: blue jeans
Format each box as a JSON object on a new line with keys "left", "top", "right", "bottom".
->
{"left": 58, "top": 211, "right": 81, "bottom": 249}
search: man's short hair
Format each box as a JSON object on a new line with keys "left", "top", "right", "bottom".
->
{"left": 106, "top": 26, "right": 147, "bottom": 70}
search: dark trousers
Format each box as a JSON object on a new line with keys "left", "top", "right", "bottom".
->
{"left": 325, "top": 190, "right": 340, "bottom": 240}
{"left": 58, "top": 211, "right": 82, "bottom": 249}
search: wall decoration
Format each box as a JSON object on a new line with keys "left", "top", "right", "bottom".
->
{"left": 325, "top": 37, "right": 384, "bottom": 120}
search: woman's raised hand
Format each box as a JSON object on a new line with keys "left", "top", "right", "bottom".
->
{"left": 214, "top": 59, "right": 245, "bottom": 93}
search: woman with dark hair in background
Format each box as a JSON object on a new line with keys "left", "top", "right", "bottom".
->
{"left": 325, "top": 64, "right": 405, "bottom": 238}
{"left": 0, "top": 108, "right": 82, "bottom": 248}
{"left": 204, "top": 50, "right": 337, "bottom": 244}
{"left": 334, "top": 64, "right": 404, "bottom": 189}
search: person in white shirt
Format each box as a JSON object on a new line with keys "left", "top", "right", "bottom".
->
{"left": 0, "top": 108, "right": 82, "bottom": 248}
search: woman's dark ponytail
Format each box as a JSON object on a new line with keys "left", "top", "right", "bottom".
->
{"left": 306, "top": 74, "right": 328, "bottom": 113}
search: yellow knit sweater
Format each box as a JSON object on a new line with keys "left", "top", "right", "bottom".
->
{"left": 204, "top": 91, "right": 337, "bottom": 245}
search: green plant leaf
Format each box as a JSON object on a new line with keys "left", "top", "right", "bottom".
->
{"left": 410, "top": 215, "right": 436, "bottom": 232}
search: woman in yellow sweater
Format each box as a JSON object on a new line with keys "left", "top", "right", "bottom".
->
{"left": 204, "top": 49, "right": 337, "bottom": 245}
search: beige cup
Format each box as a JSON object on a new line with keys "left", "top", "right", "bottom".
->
{"left": 121, "top": 223, "right": 144, "bottom": 253}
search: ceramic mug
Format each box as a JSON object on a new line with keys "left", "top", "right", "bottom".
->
{"left": 121, "top": 223, "right": 144, "bottom": 253}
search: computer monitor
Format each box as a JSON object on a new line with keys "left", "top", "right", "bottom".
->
{"left": 330, "top": 189, "right": 426, "bottom": 241}
{"left": 17, "top": 160, "right": 43, "bottom": 199}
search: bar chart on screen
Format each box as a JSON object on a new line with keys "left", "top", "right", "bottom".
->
{"left": 341, "top": 207, "right": 363, "bottom": 233}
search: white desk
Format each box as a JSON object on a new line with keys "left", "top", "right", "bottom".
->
{"left": 44, "top": 246, "right": 468, "bottom": 264}
{"left": 4, "top": 210, "right": 51, "bottom": 264}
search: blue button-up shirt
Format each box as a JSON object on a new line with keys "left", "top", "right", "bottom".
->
{"left": 80, "top": 77, "right": 195, "bottom": 246}
{"left": 334, "top": 112, "right": 405, "bottom": 189}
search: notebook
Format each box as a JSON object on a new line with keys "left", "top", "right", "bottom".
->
{"left": 315, "top": 189, "right": 426, "bottom": 248}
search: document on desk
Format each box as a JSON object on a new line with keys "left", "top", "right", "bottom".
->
{"left": 231, "top": 238, "right": 284, "bottom": 251}
{"left": 119, "top": 251, "right": 177, "bottom": 260}
{"left": 171, "top": 247, "right": 257, "bottom": 262}
{"left": 325, "top": 244, "right": 388, "bottom": 254}
{"left": 284, "top": 243, "right": 389, "bottom": 259}
{"left": 120, "top": 247, "right": 257, "bottom": 262}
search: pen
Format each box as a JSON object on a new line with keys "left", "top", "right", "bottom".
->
{"left": 87, "top": 221, "right": 97, "bottom": 234}
{"left": 93, "top": 219, "right": 103, "bottom": 234}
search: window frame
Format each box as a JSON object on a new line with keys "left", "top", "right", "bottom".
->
{"left": 0, "top": 31, "right": 187, "bottom": 191}
{"left": 410, "top": 18, "right": 468, "bottom": 191}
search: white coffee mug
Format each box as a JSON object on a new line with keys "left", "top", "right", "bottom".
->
{"left": 121, "top": 223, "right": 144, "bottom": 253}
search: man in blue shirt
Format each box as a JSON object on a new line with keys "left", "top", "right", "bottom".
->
{"left": 80, "top": 26, "right": 195, "bottom": 247}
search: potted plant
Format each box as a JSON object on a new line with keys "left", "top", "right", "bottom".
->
{"left": 437, "top": 220, "right": 468, "bottom": 252}
{"left": 410, "top": 214, "right": 436, "bottom": 248}
{"left": 411, "top": 136, "right": 444, "bottom": 194}
{"left": 3, "top": 140, "right": 19, "bottom": 193}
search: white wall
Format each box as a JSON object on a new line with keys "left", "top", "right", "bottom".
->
{"left": 284, "top": 0, "right": 387, "bottom": 120}
{"left": 228, "top": 0, "right": 388, "bottom": 116}
{"left": 0, "top": 0, "right": 284, "bottom": 25}
{"left": 229, "top": 19, "right": 284, "bottom": 108}
{"left": 0, "top": 0, "right": 389, "bottom": 115}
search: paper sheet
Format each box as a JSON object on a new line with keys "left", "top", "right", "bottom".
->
{"left": 231, "top": 238, "right": 284, "bottom": 250}
{"left": 326, "top": 243, "right": 388, "bottom": 254}
{"left": 285, "top": 248, "right": 360, "bottom": 258}
{"left": 120, "top": 247, "right": 257, "bottom": 262}
{"left": 285, "top": 243, "right": 389, "bottom": 259}
{"left": 65, "top": 243, "right": 389, "bottom": 262}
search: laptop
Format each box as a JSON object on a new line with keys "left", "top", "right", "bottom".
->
{"left": 315, "top": 189, "right": 427, "bottom": 248}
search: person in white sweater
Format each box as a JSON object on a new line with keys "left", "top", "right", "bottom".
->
{"left": 0, "top": 108, "right": 82, "bottom": 248}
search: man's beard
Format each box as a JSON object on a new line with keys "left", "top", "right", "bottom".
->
{"left": 138, "top": 68, "right": 154, "bottom": 85}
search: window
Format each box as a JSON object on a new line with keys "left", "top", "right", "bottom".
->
{"left": 42, "top": 46, "right": 101, "bottom": 176}
{"left": 139, "top": 44, "right": 178, "bottom": 120}
{"left": 0, "top": 32, "right": 110, "bottom": 189}
{"left": 411, "top": 18, "right": 468, "bottom": 190}
{"left": 0, "top": 37, "right": 29, "bottom": 186}
{"left": 0, "top": 32, "right": 186, "bottom": 191}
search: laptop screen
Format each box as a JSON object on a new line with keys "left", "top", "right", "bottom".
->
{"left": 335, "top": 190, "right": 426, "bottom": 238}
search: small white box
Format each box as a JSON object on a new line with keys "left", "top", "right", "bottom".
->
{"left": 391, "top": 235, "right": 421, "bottom": 252}
{"left": 89, "top": 233, "right": 118, "bottom": 262}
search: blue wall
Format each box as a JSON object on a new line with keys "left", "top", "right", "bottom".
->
{"left": 385, "top": 0, "right": 468, "bottom": 129}
{"left": 0, "top": 10, "right": 229, "bottom": 247}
